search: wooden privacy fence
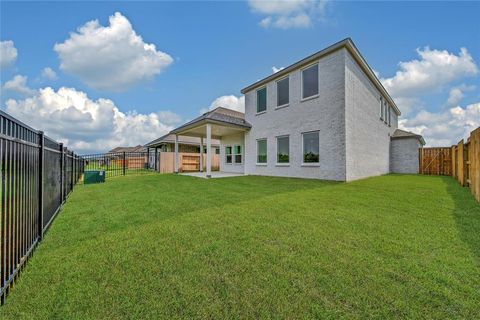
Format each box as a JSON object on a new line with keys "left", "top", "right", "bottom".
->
{"left": 0, "top": 111, "right": 83, "bottom": 302}
{"left": 157, "top": 152, "right": 220, "bottom": 173}
{"left": 420, "top": 127, "right": 480, "bottom": 202}
{"left": 419, "top": 147, "right": 452, "bottom": 176}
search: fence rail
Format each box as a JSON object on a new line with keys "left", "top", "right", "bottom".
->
{"left": 0, "top": 110, "right": 83, "bottom": 302}
{"left": 420, "top": 127, "right": 480, "bottom": 202}
{"left": 82, "top": 152, "right": 151, "bottom": 178}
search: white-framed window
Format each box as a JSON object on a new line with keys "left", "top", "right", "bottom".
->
{"left": 388, "top": 105, "right": 391, "bottom": 126}
{"left": 384, "top": 100, "right": 388, "bottom": 124}
{"left": 302, "top": 131, "right": 320, "bottom": 163}
{"left": 276, "top": 76, "right": 289, "bottom": 107}
{"left": 276, "top": 135, "right": 289, "bottom": 164}
{"left": 256, "top": 139, "right": 267, "bottom": 164}
{"left": 301, "top": 63, "right": 319, "bottom": 100}
{"left": 225, "top": 146, "right": 232, "bottom": 164}
{"left": 380, "top": 96, "right": 384, "bottom": 120}
{"left": 234, "top": 145, "right": 242, "bottom": 164}
{"left": 256, "top": 87, "right": 267, "bottom": 113}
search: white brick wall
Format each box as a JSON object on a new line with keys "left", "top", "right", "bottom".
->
{"left": 390, "top": 138, "right": 421, "bottom": 174}
{"left": 243, "top": 49, "right": 347, "bottom": 181}
{"left": 344, "top": 50, "right": 398, "bottom": 181}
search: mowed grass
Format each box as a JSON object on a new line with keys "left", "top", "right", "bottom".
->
{"left": 1, "top": 174, "right": 479, "bottom": 319}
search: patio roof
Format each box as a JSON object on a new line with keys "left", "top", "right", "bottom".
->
{"left": 171, "top": 107, "right": 251, "bottom": 136}
{"left": 145, "top": 133, "right": 220, "bottom": 148}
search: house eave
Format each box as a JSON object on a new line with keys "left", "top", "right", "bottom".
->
{"left": 240, "top": 38, "right": 401, "bottom": 116}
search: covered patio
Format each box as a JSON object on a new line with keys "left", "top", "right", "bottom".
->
{"left": 170, "top": 107, "right": 251, "bottom": 178}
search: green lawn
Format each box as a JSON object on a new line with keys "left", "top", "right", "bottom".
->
{"left": 2, "top": 174, "right": 479, "bottom": 319}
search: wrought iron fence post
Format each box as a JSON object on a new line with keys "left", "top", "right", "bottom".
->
{"left": 60, "top": 143, "right": 64, "bottom": 203}
{"left": 123, "top": 152, "right": 126, "bottom": 175}
{"left": 71, "top": 153, "right": 74, "bottom": 191}
{"left": 38, "top": 131, "right": 44, "bottom": 240}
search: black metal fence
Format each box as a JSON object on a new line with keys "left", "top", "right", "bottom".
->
{"left": 0, "top": 110, "right": 83, "bottom": 302}
{"left": 82, "top": 152, "right": 152, "bottom": 178}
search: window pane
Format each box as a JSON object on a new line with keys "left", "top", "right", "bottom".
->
{"left": 303, "top": 132, "right": 319, "bottom": 163}
{"left": 225, "top": 146, "right": 232, "bottom": 155}
{"left": 257, "top": 88, "right": 267, "bottom": 113}
{"left": 277, "top": 136, "right": 289, "bottom": 163}
{"left": 277, "top": 77, "right": 289, "bottom": 106}
{"left": 302, "top": 64, "right": 318, "bottom": 99}
{"left": 226, "top": 146, "right": 232, "bottom": 164}
{"left": 226, "top": 155, "right": 232, "bottom": 164}
{"left": 234, "top": 145, "right": 242, "bottom": 154}
{"left": 380, "top": 97, "right": 383, "bottom": 119}
{"left": 235, "top": 155, "right": 242, "bottom": 163}
{"left": 257, "top": 139, "right": 267, "bottom": 163}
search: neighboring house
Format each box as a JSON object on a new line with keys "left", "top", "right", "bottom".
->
{"left": 151, "top": 38, "right": 425, "bottom": 180}
{"left": 108, "top": 145, "right": 147, "bottom": 154}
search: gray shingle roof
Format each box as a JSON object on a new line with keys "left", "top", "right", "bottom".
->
{"left": 391, "top": 129, "right": 426, "bottom": 145}
{"left": 171, "top": 107, "right": 251, "bottom": 134}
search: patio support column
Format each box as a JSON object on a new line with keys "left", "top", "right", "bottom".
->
{"left": 199, "top": 137, "right": 204, "bottom": 172}
{"left": 206, "top": 124, "right": 212, "bottom": 178}
{"left": 174, "top": 134, "right": 179, "bottom": 173}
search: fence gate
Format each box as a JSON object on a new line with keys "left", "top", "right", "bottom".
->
{"left": 419, "top": 147, "right": 452, "bottom": 175}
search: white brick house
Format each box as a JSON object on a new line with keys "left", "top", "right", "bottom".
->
{"left": 152, "top": 38, "right": 424, "bottom": 181}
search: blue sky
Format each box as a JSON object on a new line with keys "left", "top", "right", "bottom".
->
{"left": 1, "top": 1, "right": 479, "bottom": 153}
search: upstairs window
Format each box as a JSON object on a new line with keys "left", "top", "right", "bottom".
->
{"left": 277, "top": 136, "right": 289, "bottom": 163}
{"left": 225, "top": 146, "right": 232, "bottom": 164}
{"left": 384, "top": 100, "right": 388, "bottom": 123}
{"left": 303, "top": 131, "right": 319, "bottom": 163}
{"left": 388, "top": 106, "right": 391, "bottom": 126}
{"left": 257, "top": 87, "right": 267, "bottom": 113}
{"left": 302, "top": 64, "right": 319, "bottom": 99}
{"left": 380, "top": 97, "right": 384, "bottom": 120}
{"left": 234, "top": 145, "right": 242, "bottom": 164}
{"left": 276, "top": 77, "right": 289, "bottom": 107}
{"left": 257, "top": 139, "right": 267, "bottom": 164}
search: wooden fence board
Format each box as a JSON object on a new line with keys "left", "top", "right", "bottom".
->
{"left": 158, "top": 152, "right": 219, "bottom": 173}
{"left": 420, "top": 127, "right": 480, "bottom": 203}
{"left": 457, "top": 140, "right": 464, "bottom": 186}
{"left": 468, "top": 128, "right": 480, "bottom": 202}
{"left": 419, "top": 148, "right": 452, "bottom": 175}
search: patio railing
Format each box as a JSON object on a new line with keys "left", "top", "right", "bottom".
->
{"left": 0, "top": 110, "right": 83, "bottom": 302}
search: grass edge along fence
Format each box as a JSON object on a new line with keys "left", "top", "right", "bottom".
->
{"left": 420, "top": 127, "right": 480, "bottom": 202}
{"left": 0, "top": 110, "right": 83, "bottom": 303}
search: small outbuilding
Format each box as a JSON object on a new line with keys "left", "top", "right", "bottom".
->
{"left": 390, "top": 129, "right": 426, "bottom": 174}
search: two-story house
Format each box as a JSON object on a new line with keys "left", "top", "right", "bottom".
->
{"left": 149, "top": 38, "right": 425, "bottom": 181}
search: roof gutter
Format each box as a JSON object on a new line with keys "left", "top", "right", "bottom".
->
{"left": 240, "top": 38, "right": 401, "bottom": 116}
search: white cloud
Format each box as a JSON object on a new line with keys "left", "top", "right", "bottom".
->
{"left": 41, "top": 67, "right": 58, "bottom": 81}
{"left": 0, "top": 40, "right": 17, "bottom": 68}
{"left": 380, "top": 46, "right": 478, "bottom": 115}
{"left": 249, "top": 0, "right": 328, "bottom": 29}
{"left": 2, "top": 75, "right": 35, "bottom": 96}
{"left": 200, "top": 95, "right": 245, "bottom": 114}
{"left": 399, "top": 102, "right": 480, "bottom": 146}
{"left": 54, "top": 12, "right": 173, "bottom": 91}
{"left": 5, "top": 87, "right": 181, "bottom": 154}
{"left": 446, "top": 84, "right": 475, "bottom": 107}
{"left": 272, "top": 66, "right": 284, "bottom": 73}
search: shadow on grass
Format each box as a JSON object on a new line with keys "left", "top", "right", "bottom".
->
{"left": 444, "top": 176, "right": 480, "bottom": 261}
{"left": 54, "top": 174, "right": 340, "bottom": 247}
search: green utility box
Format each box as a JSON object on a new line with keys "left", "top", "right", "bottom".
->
{"left": 84, "top": 170, "right": 105, "bottom": 184}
